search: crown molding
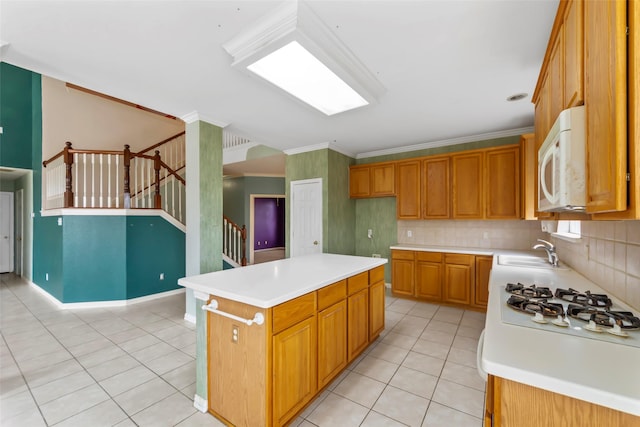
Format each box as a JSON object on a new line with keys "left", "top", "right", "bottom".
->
{"left": 356, "top": 126, "right": 534, "bottom": 159}
{"left": 180, "top": 111, "right": 229, "bottom": 128}
{"left": 284, "top": 141, "right": 355, "bottom": 158}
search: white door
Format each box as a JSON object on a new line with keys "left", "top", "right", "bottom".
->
{"left": 15, "top": 189, "right": 24, "bottom": 276}
{"left": 0, "top": 192, "right": 14, "bottom": 273}
{"left": 290, "top": 179, "right": 322, "bottom": 257}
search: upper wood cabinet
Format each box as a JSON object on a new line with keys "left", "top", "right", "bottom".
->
{"left": 563, "top": 0, "right": 584, "bottom": 108}
{"left": 396, "top": 160, "right": 422, "bottom": 219}
{"left": 485, "top": 146, "right": 520, "bottom": 219}
{"left": 452, "top": 151, "right": 484, "bottom": 219}
{"left": 422, "top": 156, "right": 450, "bottom": 219}
{"left": 584, "top": 0, "right": 627, "bottom": 213}
{"left": 349, "top": 162, "right": 395, "bottom": 198}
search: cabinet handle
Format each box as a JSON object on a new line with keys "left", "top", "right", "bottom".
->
{"left": 202, "top": 300, "right": 265, "bottom": 326}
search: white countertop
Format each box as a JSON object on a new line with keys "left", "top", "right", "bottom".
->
{"left": 482, "top": 257, "right": 640, "bottom": 416}
{"left": 178, "top": 253, "right": 387, "bottom": 308}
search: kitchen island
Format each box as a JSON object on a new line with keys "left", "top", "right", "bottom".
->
{"left": 178, "top": 253, "right": 387, "bottom": 427}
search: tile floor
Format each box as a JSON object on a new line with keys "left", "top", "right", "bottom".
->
{"left": 1, "top": 273, "right": 486, "bottom": 426}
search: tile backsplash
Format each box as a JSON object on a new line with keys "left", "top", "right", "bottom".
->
{"left": 397, "top": 220, "right": 546, "bottom": 250}
{"left": 552, "top": 221, "right": 640, "bottom": 311}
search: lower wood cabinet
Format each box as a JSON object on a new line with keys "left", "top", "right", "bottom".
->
{"left": 347, "top": 288, "right": 369, "bottom": 361}
{"left": 443, "top": 253, "right": 474, "bottom": 305}
{"left": 207, "top": 266, "right": 385, "bottom": 427}
{"left": 317, "top": 300, "right": 347, "bottom": 389}
{"left": 391, "top": 250, "right": 415, "bottom": 297}
{"left": 485, "top": 375, "right": 640, "bottom": 427}
{"left": 273, "top": 316, "right": 317, "bottom": 426}
{"left": 392, "top": 249, "right": 490, "bottom": 310}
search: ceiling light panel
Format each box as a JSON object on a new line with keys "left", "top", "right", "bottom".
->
{"left": 247, "top": 41, "right": 368, "bottom": 115}
{"left": 222, "top": 0, "right": 384, "bottom": 116}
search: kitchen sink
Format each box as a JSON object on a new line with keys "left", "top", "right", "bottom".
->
{"left": 497, "top": 255, "right": 569, "bottom": 270}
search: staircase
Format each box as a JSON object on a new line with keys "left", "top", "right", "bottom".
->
{"left": 43, "top": 131, "right": 247, "bottom": 266}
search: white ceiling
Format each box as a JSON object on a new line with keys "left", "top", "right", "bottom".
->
{"left": 0, "top": 0, "right": 558, "bottom": 158}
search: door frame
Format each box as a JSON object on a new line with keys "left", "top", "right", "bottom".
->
{"left": 249, "top": 193, "right": 285, "bottom": 265}
{"left": 15, "top": 189, "right": 24, "bottom": 277}
{"left": 290, "top": 178, "right": 323, "bottom": 258}
{"left": 0, "top": 191, "right": 14, "bottom": 273}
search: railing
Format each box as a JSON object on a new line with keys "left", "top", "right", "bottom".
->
{"left": 223, "top": 215, "right": 247, "bottom": 266}
{"left": 43, "top": 133, "right": 186, "bottom": 223}
{"left": 222, "top": 132, "right": 252, "bottom": 149}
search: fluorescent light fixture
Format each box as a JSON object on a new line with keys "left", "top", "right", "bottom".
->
{"left": 223, "top": 1, "right": 384, "bottom": 116}
{"left": 247, "top": 41, "right": 368, "bottom": 116}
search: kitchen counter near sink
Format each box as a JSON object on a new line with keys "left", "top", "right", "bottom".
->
{"left": 482, "top": 256, "right": 640, "bottom": 423}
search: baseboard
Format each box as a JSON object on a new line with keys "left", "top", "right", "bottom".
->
{"left": 193, "top": 394, "right": 208, "bottom": 413}
{"left": 28, "top": 282, "right": 185, "bottom": 309}
{"left": 184, "top": 313, "right": 196, "bottom": 324}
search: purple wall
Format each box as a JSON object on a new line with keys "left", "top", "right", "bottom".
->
{"left": 254, "top": 198, "right": 285, "bottom": 249}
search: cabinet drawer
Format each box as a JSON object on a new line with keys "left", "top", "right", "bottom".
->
{"left": 391, "top": 250, "right": 415, "bottom": 260}
{"left": 273, "top": 293, "right": 317, "bottom": 334}
{"left": 416, "top": 251, "right": 442, "bottom": 262}
{"left": 445, "top": 253, "right": 475, "bottom": 266}
{"left": 348, "top": 272, "right": 369, "bottom": 295}
{"left": 369, "top": 266, "right": 385, "bottom": 284}
{"left": 317, "top": 280, "right": 347, "bottom": 311}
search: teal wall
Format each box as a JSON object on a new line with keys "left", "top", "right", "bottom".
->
{"left": 63, "top": 216, "right": 127, "bottom": 302}
{"left": 55, "top": 214, "right": 184, "bottom": 303}
{"left": 285, "top": 148, "right": 356, "bottom": 257}
{"left": 126, "top": 216, "right": 186, "bottom": 299}
{"left": 35, "top": 216, "right": 64, "bottom": 300}
{"left": 0, "top": 63, "right": 34, "bottom": 169}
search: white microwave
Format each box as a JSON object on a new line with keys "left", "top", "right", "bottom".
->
{"left": 538, "top": 106, "right": 586, "bottom": 212}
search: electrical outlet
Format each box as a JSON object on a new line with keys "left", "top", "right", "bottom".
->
{"left": 57, "top": 217, "right": 63, "bottom": 226}
{"left": 159, "top": 273, "right": 164, "bottom": 280}
{"left": 483, "top": 231, "right": 489, "bottom": 239}
{"left": 372, "top": 253, "right": 381, "bottom": 258}
{"left": 407, "top": 230, "right": 412, "bottom": 237}
{"left": 232, "top": 326, "right": 239, "bottom": 343}
{"left": 367, "top": 229, "right": 373, "bottom": 239}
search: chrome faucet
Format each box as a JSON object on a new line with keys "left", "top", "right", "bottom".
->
{"left": 532, "top": 239, "right": 559, "bottom": 267}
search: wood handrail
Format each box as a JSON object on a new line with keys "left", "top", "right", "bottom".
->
{"left": 137, "top": 131, "right": 185, "bottom": 155}
{"left": 43, "top": 149, "right": 65, "bottom": 167}
{"left": 159, "top": 160, "right": 186, "bottom": 185}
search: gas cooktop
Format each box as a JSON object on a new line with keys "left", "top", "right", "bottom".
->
{"left": 500, "top": 282, "right": 640, "bottom": 348}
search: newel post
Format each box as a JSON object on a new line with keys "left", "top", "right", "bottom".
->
{"left": 123, "top": 145, "right": 131, "bottom": 208}
{"left": 63, "top": 142, "right": 74, "bottom": 208}
{"left": 240, "top": 225, "right": 247, "bottom": 266}
{"left": 153, "top": 150, "right": 162, "bottom": 209}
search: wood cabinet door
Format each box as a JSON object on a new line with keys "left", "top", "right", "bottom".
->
{"left": 347, "top": 288, "right": 369, "bottom": 362}
{"left": 371, "top": 163, "right": 395, "bottom": 197}
{"left": 416, "top": 260, "right": 442, "bottom": 301}
{"left": 520, "top": 134, "right": 538, "bottom": 220}
{"left": 452, "top": 152, "right": 483, "bottom": 219}
{"left": 422, "top": 157, "right": 450, "bottom": 219}
{"left": 349, "top": 165, "right": 370, "bottom": 198}
{"left": 396, "top": 160, "right": 421, "bottom": 219}
{"left": 369, "top": 280, "right": 385, "bottom": 340}
{"left": 273, "top": 316, "right": 317, "bottom": 426}
{"left": 474, "top": 256, "right": 493, "bottom": 308}
{"left": 549, "top": 30, "right": 564, "bottom": 123}
{"left": 391, "top": 257, "right": 415, "bottom": 297}
{"left": 563, "top": 0, "right": 584, "bottom": 108}
{"left": 485, "top": 146, "right": 521, "bottom": 219}
{"left": 318, "top": 300, "right": 347, "bottom": 389}
{"left": 584, "top": 0, "right": 628, "bottom": 213}
{"left": 444, "top": 254, "right": 474, "bottom": 305}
